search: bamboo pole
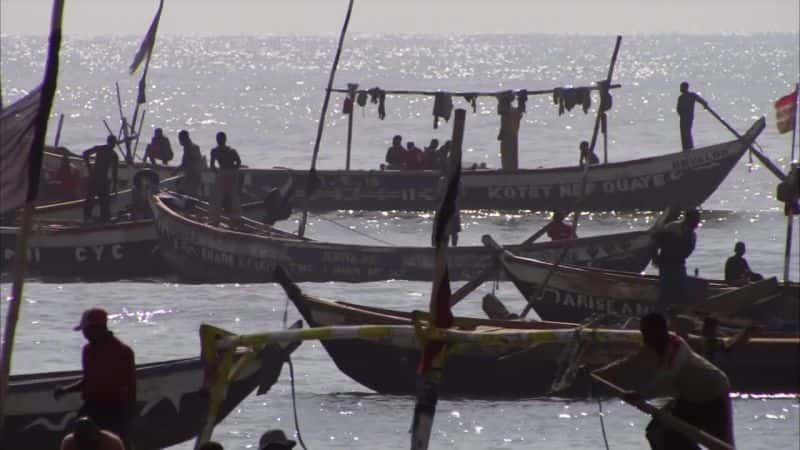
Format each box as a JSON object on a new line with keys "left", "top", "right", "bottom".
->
{"left": 520, "top": 35, "right": 622, "bottom": 319}
{"left": 297, "top": 0, "right": 355, "bottom": 237}
{"left": 345, "top": 83, "right": 357, "bottom": 171}
{"left": 133, "top": 108, "right": 146, "bottom": 159}
{"left": 591, "top": 374, "right": 734, "bottom": 450}
{"left": 328, "top": 84, "right": 622, "bottom": 97}
{"left": 783, "top": 83, "right": 800, "bottom": 282}
{"left": 0, "top": 0, "right": 64, "bottom": 433}
{"left": 53, "top": 113, "right": 65, "bottom": 147}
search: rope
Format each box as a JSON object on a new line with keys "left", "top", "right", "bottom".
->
{"left": 282, "top": 296, "right": 308, "bottom": 450}
{"left": 316, "top": 215, "right": 397, "bottom": 246}
{"left": 591, "top": 379, "right": 612, "bottom": 450}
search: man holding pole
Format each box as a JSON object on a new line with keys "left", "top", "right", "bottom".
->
{"left": 677, "top": 82, "right": 708, "bottom": 150}
{"left": 593, "top": 312, "right": 734, "bottom": 449}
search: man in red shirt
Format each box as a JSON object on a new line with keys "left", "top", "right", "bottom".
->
{"left": 54, "top": 308, "right": 136, "bottom": 447}
{"left": 545, "top": 211, "right": 577, "bottom": 241}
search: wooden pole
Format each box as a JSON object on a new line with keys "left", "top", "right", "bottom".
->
{"left": 345, "top": 83, "right": 357, "bottom": 171}
{"left": 783, "top": 163, "right": 798, "bottom": 282}
{"left": 297, "top": 0, "right": 355, "bottom": 237}
{"left": 590, "top": 374, "right": 734, "bottom": 450}
{"left": 115, "top": 82, "right": 133, "bottom": 163}
{"left": 53, "top": 113, "right": 65, "bottom": 147}
{"left": 133, "top": 109, "right": 146, "bottom": 159}
{"left": 328, "top": 83, "right": 622, "bottom": 98}
{"left": 520, "top": 36, "right": 622, "bottom": 319}
{"left": 704, "top": 105, "right": 785, "bottom": 181}
{"left": 0, "top": 0, "right": 64, "bottom": 433}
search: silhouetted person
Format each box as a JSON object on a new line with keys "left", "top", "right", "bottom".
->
{"left": 422, "top": 138, "right": 440, "bottom": 170}
{"left": 60, "top": 416, "right": 125, "bottom": 450}
{"left": 82, "top": 135, "right": 119, "bottom": 222}
{"left": 258, "top": 429, "right": 296, "bottom": 450}
{"left": 173, "top": 130, "right": 205, "bottom": 198}
{"left": 545, "top": 211, "right": 577, "bottom": 241}
{"left": 144, "top": 128, "right": 174, "bottom": 165}
{"left": 54, "top": 308, "right": 136, "bottom": 448}
{"left": 208, "top": 132, "right": 243, "bottom": 227}
{"left": 724, "top": 241, "right": 763, "bottom": 285}
{"left": 652, "top": 209, "right": 701, "bottom": 310}
{"left": 578, "top": 140, "right": 599, "bottom": 167}
{"left": 404, "top": 141, "right": 424, "bottom": 170}
{"left": 198, "top": 441, "right": 225, "bottom": 450}
{"left": 677, "top": 82, "right": 708, "bottom": 150}
{"left": 593, "top": 313, "right": 734, "bottom": 449}
{"left": 385, "top": 135, "right": 405, "bottom": 169}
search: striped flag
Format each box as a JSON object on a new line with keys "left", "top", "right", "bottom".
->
{"left": 775, "top": 89, "right": 798, "bottom": 134}
{"left": 0, "top": 88, "right": 42, "bottom": 215}
{"left": 130, "top": 0, "right": 164, "bottom": 104}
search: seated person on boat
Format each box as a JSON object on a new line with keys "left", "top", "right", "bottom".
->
{"left": 579, "top": 140, "right": 599, "bottom": 167}
{"left": 724, "top": 241, "right": 763, "bottom": 285}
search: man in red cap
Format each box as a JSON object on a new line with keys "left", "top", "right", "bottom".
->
{"left": 54, "top": 308, "right": 136, "bottom": 447}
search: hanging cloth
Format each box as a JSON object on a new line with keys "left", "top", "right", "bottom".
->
{"left": 599, "top": 80, "right": 613, "bottom": 112}
{"left": 367, "top": 87, "right": 387, "bottom": 120}
{"left": 462, "top": 94, "right": 478, "bottom": 113}
{"left": 577, "top": 87, "right": 592, "bottom": 113}
{"left": 356, "top": 91, "right": 368, "bottom": 107}
{"left": 342, "top": 97, "right": 353, "bottom": 114}
{"left": 497, "top": 91, "right": 514, "bottom": 116}
{"left": 516, "top": 90, "right": 528, "bottom": 114}
{"left": 433, "top": 92, "right": 453, "bottom": 129}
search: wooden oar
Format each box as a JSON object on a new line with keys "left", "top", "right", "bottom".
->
{"left": 590, "top": 373, "right": 735, "bottom": 450}
{"left": 703, "top": 105, "right": 785, "bottom": 181}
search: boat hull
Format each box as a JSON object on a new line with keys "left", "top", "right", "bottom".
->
{"left": 287, "top": 288, "right": 799, "bottom": 397}
{"left": 3, "top": 344, "right": 294, "bottom": 450}
{"left": 152, "top": 195, "right": 654, "bottom": 283}
{"left": 0, "top": 220, "right": 165, "bottom": 281}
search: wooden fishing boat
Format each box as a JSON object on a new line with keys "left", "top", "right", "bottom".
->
{"left": 278, "top": 271, "right": 799, "bottom": 397}
{"left": 42, "top": 118, "right": 764, "bottom": 212}
{"left": 2, "top": 336, "right": 299, "bottom": 450}
{"left": 0, "top": 219, "right": 165, "bottom": 281}
{"left": 497, "top": 249, "right": 800, "bottom": 326}
{"left": 151, "top": 192, "right": 655, "bottom": 283}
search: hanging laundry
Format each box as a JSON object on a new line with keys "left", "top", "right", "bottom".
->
{"left": 367, "top": 87, "right": 387, "bottom": 120}
{"left": 516, "top": 89, "right": 528, "bottom": 114}
{"left": 552, "top": 87, "right": 592, "bottom": 115}
{"left": 433, "top": 92, "right": 453, "bottom": 129}
{"left": 342, "top": 97, "right": 353, "bottom": 114}
{"left": 496, "top": 91, "right": 514, "bottom": 116}
{"left": 599, "top": 81, "right": 613, "bottom": 112}
{"left": 356, "top": 91, "right": 368, "bottom": 107}
{"left": 462, "top": 94, "right": 478, "bottom": 113}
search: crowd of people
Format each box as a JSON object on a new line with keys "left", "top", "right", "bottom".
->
{"left": 384, "top": 135, "right": 453, "bottom": 171}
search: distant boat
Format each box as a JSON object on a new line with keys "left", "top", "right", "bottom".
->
{"left": 151, "top": 192, "right": 656, "bottom": 284}
{"left": 277, "top": 270, "right": 799, "bottom": 397}
{"left": 497, "top": 249, "right": 800, "bottom": 326}
{"left": 3, "top": 337, "right": 299, "bottom": 450}
{"left": 41, "top": 117, "right": 765, "bottom": 212}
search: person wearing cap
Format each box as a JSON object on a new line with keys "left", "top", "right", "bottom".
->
{"left": 54, "top": 308, "right": 136, "bottom": 447}
{"left": 60, "top": 416, "right": 125, "bottom": 450}
{"left": 82, "top": 135, "right": 119, "bottom": 222}
{"left": 258, "top": 429, "right": 296, "bottom": 450}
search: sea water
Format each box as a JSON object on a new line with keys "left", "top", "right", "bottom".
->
{"left": 1, "top": 34, "right": 798, "bottom": 449}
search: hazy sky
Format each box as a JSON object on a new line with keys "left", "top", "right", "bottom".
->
{"left": 2, "top": 0, "right": 799, "bottom": 35}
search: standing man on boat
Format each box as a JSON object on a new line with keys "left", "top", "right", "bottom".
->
{"left": 385, "top": 135, "right": 405, "bottom": 169}
{"left": 545, "top": 211, "right": 577, "bottom": 240}
{"left": 172, "top": 130, "right": 205, "bottom": 198}
{"left": 54, "top": 308, "right": 136, "bottom": 448}
{"left": 82, "top": 135, "right": 119, "bottom": 223}
{"left": 498, "top": 91, "right": 523, "bottom": 170}
{"left": 593, "top": 312, "right": 734, "bottom": 449}
{"left": 208, "top": 131, "right": 243, "bottom": 227}
{"left": 677, "top": 82, "right": 708, "bottom": 150}
{"left": 651, "top": 209, "right": 700, "bottom": 310}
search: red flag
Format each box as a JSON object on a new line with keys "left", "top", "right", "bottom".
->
{"left": 0, "top": 88, "right": 42, "bottom": 215}
{"left": 775, "top": 90, "right": 798, "bottom": 134}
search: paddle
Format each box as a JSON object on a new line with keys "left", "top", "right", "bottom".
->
{"left": 703, "top": 105, "right": 785, "bottom": 181}
{"left": 590, "top": 373, "right": 734, "bottom": 450}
